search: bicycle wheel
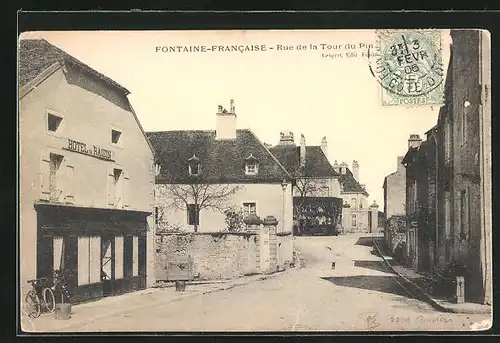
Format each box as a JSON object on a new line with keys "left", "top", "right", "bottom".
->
{"left": 25, "top": 290, "right": 41, "bottom": 319}
{"left": 43, "top": 288, "right": 56, "bottom": 313}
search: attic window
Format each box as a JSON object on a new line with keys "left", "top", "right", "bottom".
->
{"left": 341, "top": 167, "right": 346, "bottom": 174}
{"left": 244, "top": 154, "right": 259, "bottom": 176}
{"left": 48, "top": 113, "right": 63, "bottom": 132}
{"left": 188, "top": 154, "right": 201, "bottom": 176}
{"left": 111, "top": 129, "right": 122, "bottom": 144}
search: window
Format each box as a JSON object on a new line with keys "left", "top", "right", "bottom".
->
{"left": 244, "top": 154, "right": 259, "bottom": 176}
{"left": 351, "top": 214, "right": 357, "bottom": 227}
{"left": 49, "top": 153, "right": 64, "bottom": 201}
{"left": 444, "top": 120, "right": 451, "bottom": 161}
{"left": 188, "top": 155, "right": 201, "bottom": 176}
{"left": 351, "top": 197, "right": 357, "bottom": 209}
{"left": 111, "top": 129, "right": 122, "bottom": 144}
{"left": 444, "top": 192, "right": 451, "bottom": 239}
{"left": 101, "top": 235, "right": 115, "bottom": 281}
{"left": 155, "top": 207, "right": 159, "bottom": 225}
{"left": 243, "top": 202, "right": 257, "bottom": 216}
{"left": 47, "top": 113, "right": 63, "bottom": 132}
{"left": 114, "top": 168, "right": 123, "bottom": 207}
{"left": 245, "top": 163, "right": 258, "bottom": 175}
{"left": 460, "top": 189, "right": 470, "bottom": 240}
{"left": 123, "top": 235, "right": 133, "bottom": 279}
{"left": 187, "top": 204, "right": 200, "bottom": 225}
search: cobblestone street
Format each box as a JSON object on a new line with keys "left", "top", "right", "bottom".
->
{"left": 26, "top": 233, "right": 490, "bottom": 332}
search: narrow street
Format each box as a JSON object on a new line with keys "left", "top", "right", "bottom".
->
{"left": 47, "top": 234, "right": 488, "bottom": 332}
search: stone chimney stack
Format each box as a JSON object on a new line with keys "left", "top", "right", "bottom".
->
{"left": 300, "top": 134, "right": 306, "bottom": 168}
{"left": 333, "top": 160, "right": 340, "bottom": 173}
{"left": 397, "top": 156, "right": 405, "bottom": 172}
{"left": 321, "top": 136, "right": 328, "bottom": 158}
{"left": 340, "top": 161, "right": 348, "bottom": 174}
{"left": 216, "top": 99, "right": 237, "bottom": 140}
{"left": 408, "top": 134, "right": 423, "bottom": 149}
{"left": 277, "top": 131, "right": 295, "bottom": 146}
{"left": 352, "top": 160, "right": 360, "bottom": 182}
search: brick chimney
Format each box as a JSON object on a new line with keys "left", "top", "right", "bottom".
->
{"left": 216, "top": 99, "right": 237, "bottom": 140}
{"left": 300, "top": 134, "right": 306, "bottom": 168}
{"left": 352, "top": 160, "right": 359, "bottom": 182}
{"left": 408, "top": 134, "right": 422, "bottom": 149}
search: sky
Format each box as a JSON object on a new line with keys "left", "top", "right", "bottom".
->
{"left": 20, "top": 30, "right": 452, "bottom": 207}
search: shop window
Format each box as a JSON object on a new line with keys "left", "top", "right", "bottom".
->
{"left": 49, "top": 153, "right": 64, "bottom": 201}
{"left": 111, "top": 129, "right": 122, "bottom": 144}
{"left": 138, "top": 235, "right": 146, "bottom": 277}
{"left": 243, "top": 202, "right": 257, "bottom": 216}
{"left": 123, "top": 235, "right": 133, "bottom": 279}
{"left": 52, "top": 235, "right": 78, "bottom": 290}
{"left": 187, "top": 204, "right": 200, "bottom": 225}
{"left": 101, "top": 236, "right": 115, "bottom": 281}
{"left": 47, "top": 113, "right": 62, "bottom": 132}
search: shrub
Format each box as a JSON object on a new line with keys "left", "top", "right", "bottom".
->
{"left": 224, "top": 207, "right": 245, "bottom": 232}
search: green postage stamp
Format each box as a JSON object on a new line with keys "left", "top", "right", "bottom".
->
{"left": 369, "top": 29, "right": 445, "bottom": 106}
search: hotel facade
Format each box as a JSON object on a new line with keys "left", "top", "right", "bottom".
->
{"left": 19, "top": 39, "right": 156, "bottom": 303}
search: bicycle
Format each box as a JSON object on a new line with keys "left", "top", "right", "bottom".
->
{"left": 25, "top": 277, "right": 56, "bottom": 319}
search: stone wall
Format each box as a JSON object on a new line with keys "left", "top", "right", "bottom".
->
{"left": 155, "top": 232, "right": 259, "bottom": 281}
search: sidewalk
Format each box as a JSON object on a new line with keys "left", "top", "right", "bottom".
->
{"left": 372, "top": 237, "right": 492, "bottom": 315}
{"left": 21, "top": 267, "right": 298, "bottom": 332}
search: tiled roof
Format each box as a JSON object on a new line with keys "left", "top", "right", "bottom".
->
{"left": 18, "top": 39, "right": 129, "bottom": 94}
{"left": 269, "top": 145, "right": 339, "bottom": 178}
{"left": 339, "top": 168, "right": 369, "bottom": 196}
{"left": 270, "top": 144, "right": 368, "bottom": 195}
{"left": 146, "top": 130, "right": 291, "bottom": 183}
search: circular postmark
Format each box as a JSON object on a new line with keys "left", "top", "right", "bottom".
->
{"left": 368, "top": 30, "right": 444, "bottom": 105}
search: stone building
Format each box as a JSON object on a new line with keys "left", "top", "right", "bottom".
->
{"left": 269, "top": 133, "right": 342, "bottom": 236}
{"left": 402, "top": 132, "right": 437, "bottom": 273}
{"left": 147, "top": 100, "right": 294, "bottom": 235}
{"left": 401, "top": 30, "right": 491, "bottom": 304}
{"left": 19, "top": 39, "right": 156, "bottom": 304}
{"left": 434, "top": 30, "right": 492, "bottom": 304}
{"left": 382, "top": 156, "right": 407, "bottom": 252}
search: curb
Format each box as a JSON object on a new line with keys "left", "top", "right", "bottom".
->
{"left": 372, "top": 238, "right": 491, "bottom": 315}
{"left": 30, "top": 265, "right": 298, "bottom": 332}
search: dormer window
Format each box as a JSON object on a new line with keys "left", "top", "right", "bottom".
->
{"left": 244, "top": 154, "right": 259, "bottom": 176}
{"left": 188, "top": 154, "right": 201, "bottom": 176}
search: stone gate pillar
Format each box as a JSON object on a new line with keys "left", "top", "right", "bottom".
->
{"left": 342, "top": 202, "right": 351, "bottom": 234}
{"left": 262, "top": 215, "right": 278, "bottom": 274}
{"left": 369, "top": 201, "right": 379, "bottom": 233}
{"left": 244, "top": 214, "right": 262, "bottom": 274}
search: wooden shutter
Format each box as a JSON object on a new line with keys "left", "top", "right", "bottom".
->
{"left": 123, "top": 172, "right": 130, "bottom": 209}
{"left": 65, "top": 157, "right": 75, "bottom": 204}
{"left": 39, "top": 154, "right": 51, "bottom": 201}
{"left": 107, "top": 168, "right": 115, "bottom": 207}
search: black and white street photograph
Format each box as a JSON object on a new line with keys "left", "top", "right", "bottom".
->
{"left": 18, "top": 28, "right": 492, "bottom": 332}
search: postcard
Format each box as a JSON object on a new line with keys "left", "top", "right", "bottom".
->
{"left": 18, "top": 28, "right": 492, "bottom": 332}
